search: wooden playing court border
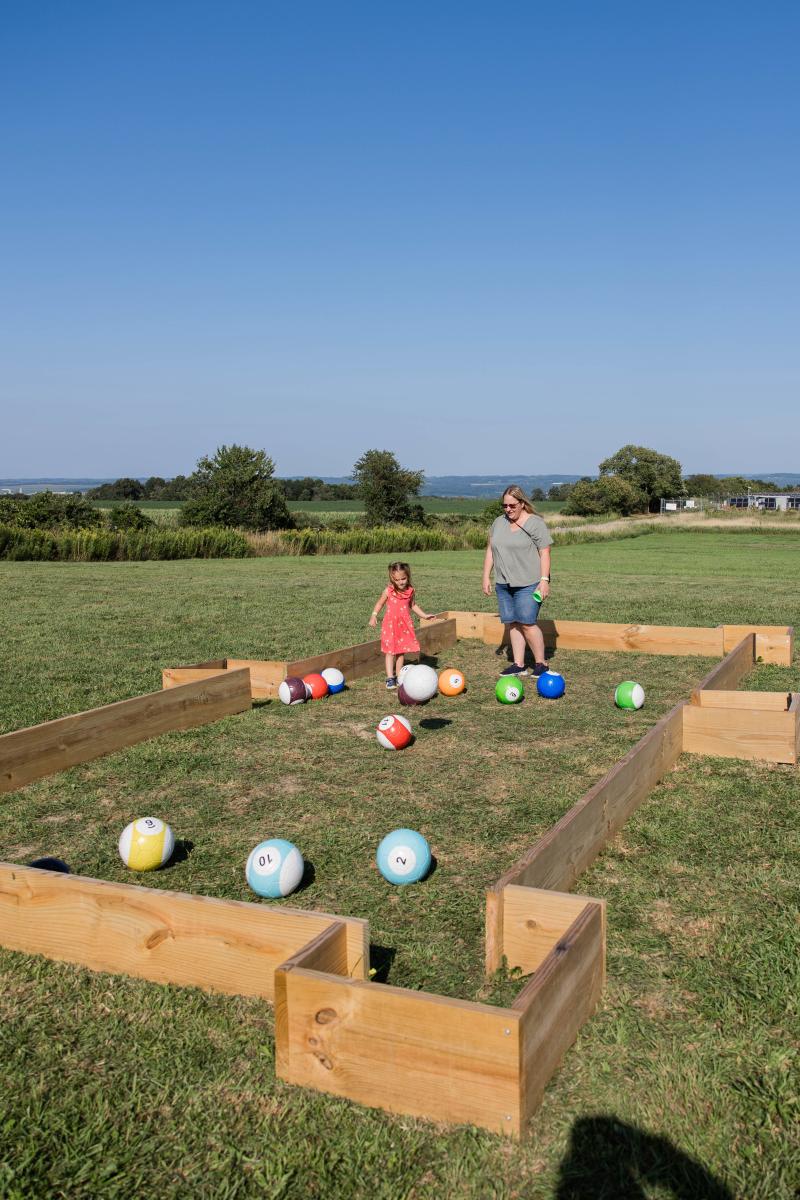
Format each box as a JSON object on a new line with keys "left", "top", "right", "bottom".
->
{"left": 0, "top": 615, "right": 795, "bottom": 1137}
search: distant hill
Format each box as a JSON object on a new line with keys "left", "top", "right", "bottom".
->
{"left": 3, "top": 472, "right": 800, "bottom": 497}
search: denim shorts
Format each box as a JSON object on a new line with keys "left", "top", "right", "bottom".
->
{"left": 495, "top": 583, "right": 541, "bottom": 626}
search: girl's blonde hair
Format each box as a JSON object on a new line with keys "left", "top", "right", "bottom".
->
{"left": 501, "top": 484, "right": 538, "bottom": 515}
{"left": 388, "top": 560, "right": 413, "bottom": 590}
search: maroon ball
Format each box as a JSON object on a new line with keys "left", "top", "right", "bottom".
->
{"left": 398, "top": 683, "right": 423, "bottom": 706}
{"left": 279, "top": 675, "right": 310, "bottom": 705}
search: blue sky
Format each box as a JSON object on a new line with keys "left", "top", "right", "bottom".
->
{"left": 1, "top": 1, "right": 798, "bottom": 477}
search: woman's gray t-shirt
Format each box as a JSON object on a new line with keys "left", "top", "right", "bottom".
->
{"left": 490, "top": 514, "right": 553, "bottom": 586}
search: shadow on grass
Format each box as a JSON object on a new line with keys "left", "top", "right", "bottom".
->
{"left": 296, "top": 858, "right": 316, "bottom": 893}
{"left": 170, "top": 839, "right": 194, "bottom": 865}
{"left": 556, "top": 1116, "right": 733, "bottom": 1200}
{"left": 418, "top": 717, "right": 452, "bottom": 731}
{"left": 369, "top": 943, "right": 397, "bottom": 984}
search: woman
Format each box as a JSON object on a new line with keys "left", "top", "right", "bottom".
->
{"left": 482, "top": 485, "right": 552, "bottom": 676}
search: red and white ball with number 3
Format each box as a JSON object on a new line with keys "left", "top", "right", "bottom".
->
{"left": 375, "top": 714, "right": 413, "bottom": 750}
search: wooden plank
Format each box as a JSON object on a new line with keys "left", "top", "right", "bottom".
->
{"left": 444, "top": 610, "right": 489, "bottom": 639}
{"left": 722, "top": 624, "right": 794, "bottom": 665}
{"left": 683, "top": 705, "right": 797, "bottom": 764}
{"left": 285, "top": 647, "right": 356, "bottom": 679}
{"left": 282, "top": 620, "right": 457, "bottom": 689}
{"left": 162, "top": 667, "right": 228, "bottom": 689}
{"left": 482, "top": 617, "right": 725, "bottom": 657}
{"left": 515, "top": 902, "right": 605, "bottom": 1129}
{"left": 227, "top": 659, "right": 287, "bottom": 699}
{"left": 0, "top": 670, "right": 253, "bottom": 794}
{"left": 491, "top": 702, "right": 685, "bottom": 895}
{"left": 692, "top": 690, "right": 791, "bottom": 711}
{"left": 500, "top": 887, "right": 600, "bottom": 977}
{"left": 793, "top": 695, "right": 800, "bottom": 760}
{"left": 690, "top": 635, "right": 754, "bottom": 700}
{"left": 0, "top": 863, "right": 369, "bottom": 998}
{"left": 275, "top": 967, "right": 523, "bottom": 1135}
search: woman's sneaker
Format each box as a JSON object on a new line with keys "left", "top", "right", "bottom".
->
{"left": 499, "top": 664, "right": 527, "bottom": 676}
{"left": 386, "top": 676, "right": 397, "bottom": 689}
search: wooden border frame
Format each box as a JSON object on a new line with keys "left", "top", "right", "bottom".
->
{"left": 0, "top": 615, "right": 795, "bottom": 1137}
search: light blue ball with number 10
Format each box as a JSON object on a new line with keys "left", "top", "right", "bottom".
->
{"left": 246, "top": 838, "right": 304, "bottom": 898}
{"left": 376, "top": 828, "right": 431, "bottom": 885}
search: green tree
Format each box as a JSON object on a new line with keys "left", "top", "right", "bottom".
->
{"left": 107, "top": 502, "right": 154, "bottom": 531}
{"left": 352, "top": 449, "right": 424, "bottom": 526}
{"left": 564, "top": 475, "right": 645, "bottom": 517}
{"left": 182, "top": 445, "right": 294, "bottom": 530}
{"left": 683, "top": 473, "right": 721, "bottom": 497}
{"left": 599, "top": 445, "right": 684, "bottom": 512}
{"left": 0, "top": 491, "right": 103, "bottom": 529}
{"left": 548, "top": 482, "right": 576, "bottom": 501}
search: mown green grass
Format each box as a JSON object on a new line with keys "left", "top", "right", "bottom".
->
{"left": 0, "top": 532, "right": 798, "bottom": 1198}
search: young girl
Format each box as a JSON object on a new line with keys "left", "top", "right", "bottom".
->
{"left": 369, "top": 561, "right": 436, "bottom": 688}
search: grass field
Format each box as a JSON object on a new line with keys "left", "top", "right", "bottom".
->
{"left": 1, "top": 532, "right": 798, "bottom": 1198}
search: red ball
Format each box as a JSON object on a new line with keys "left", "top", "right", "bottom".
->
{"left": 303, "top": 673, "right": 329, "bottom": 700}
{"left": 376, "top": 714, "right": 413, "bottom": 750}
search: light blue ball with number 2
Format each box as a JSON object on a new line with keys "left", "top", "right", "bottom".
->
{"left": 376, "top": 828, "right": 431, "bottom": 885}
{"left": 246, "top": 838, "right": 304, "bottom": 898}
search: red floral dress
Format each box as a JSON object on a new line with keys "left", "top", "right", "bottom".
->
{"left": 380, "top": 586, "right": 420, "bottom": 654}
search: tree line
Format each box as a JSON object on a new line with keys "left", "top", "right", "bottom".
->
{"left": 21, "top": 443, "right": 797, "bottom": 530}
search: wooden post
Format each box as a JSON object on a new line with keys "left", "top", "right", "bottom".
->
{"left": 689, "top": 635, "right": 754, "bottom": 700}
{"left": 682, "top": 705, "right": 798, "bottom": 764}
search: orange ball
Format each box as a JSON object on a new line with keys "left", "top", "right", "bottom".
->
{"left": 438, "top": 668, "right": 466, "bottom": 696}
{"left": 302, "top": 672, "right": 329, "bottom": 699}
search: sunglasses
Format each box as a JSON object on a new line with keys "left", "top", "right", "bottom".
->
{"left": 502, "top": 502, "right": 520, "bottom": 509}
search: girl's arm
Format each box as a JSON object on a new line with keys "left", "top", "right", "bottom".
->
{"left": 482, "top": 538, "right": 494, "bottom": 596}
{"left": 411, "top": 601, "right": 437, "bottom": 620}
{"left": 369, "top": 589, "right": 388, "bottom": 627}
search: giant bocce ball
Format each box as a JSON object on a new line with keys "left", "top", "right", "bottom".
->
{"left": 303, "top": 673, "right": 329, "bottom": 700}
{"left": 376, "top": 828, "right": 431, "bottom": 884}
{"left": 320, "top": 667, "right": 345, "bottom": 693}
{"left": 397, "top": 683, "right": 422, "bottom": 706}
{"left": 246, "top": 838, "right": 304, "bottom": 898}
{"left": 438, "top": 668, "right": 466, "bottom": 696}
{"left": 536, "top": 670, "right": 566, "bottom": 699}
{"left": 279, "top": 676, "right": 309, "bottom": 705}
{"left": 495, "top": 676, "right": 524, "bottom": 704}
{"left": 615, "top": 681, "right": 645, "bottom": 710}
{"left": 401, "top": 664, "right": 439, "bottom": 703}
{"left": 118, "top": 817, "right": 175, "bottom": 871}
{"left": 375, "top": 714, "right": 413, "bottom": 750}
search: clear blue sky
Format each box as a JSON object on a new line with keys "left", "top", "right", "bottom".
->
{"left": 2, "top": 1, "right": 798, "bottom": 478}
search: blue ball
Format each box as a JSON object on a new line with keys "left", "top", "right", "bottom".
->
{"left": 376, "top": 828, "right": 431, "bottom": 885}
{"left": 246, "top": 838, "right": 304, "bottom": 898}
{"left": 537, "top": 670, "right": 566, "bottom": 699}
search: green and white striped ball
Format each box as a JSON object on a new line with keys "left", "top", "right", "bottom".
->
{"left": 615, "top": 681, "right": 645, "bottom": 710}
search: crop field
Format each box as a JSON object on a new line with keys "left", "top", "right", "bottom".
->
{"left": 1, "top": 532, "right": 798, "bottom": 1198}
{"left": 286, "top": 498, "right": 564, "bottom": 515}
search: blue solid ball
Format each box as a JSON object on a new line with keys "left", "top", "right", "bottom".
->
{"left": 376, "top": 828, "right": 431, "bottom": 885}
{"left": 537, "top": 670, "right": 566, "bottom": 699}
{"left": 246, "top": 838, "right": 305, "bottom": 898}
